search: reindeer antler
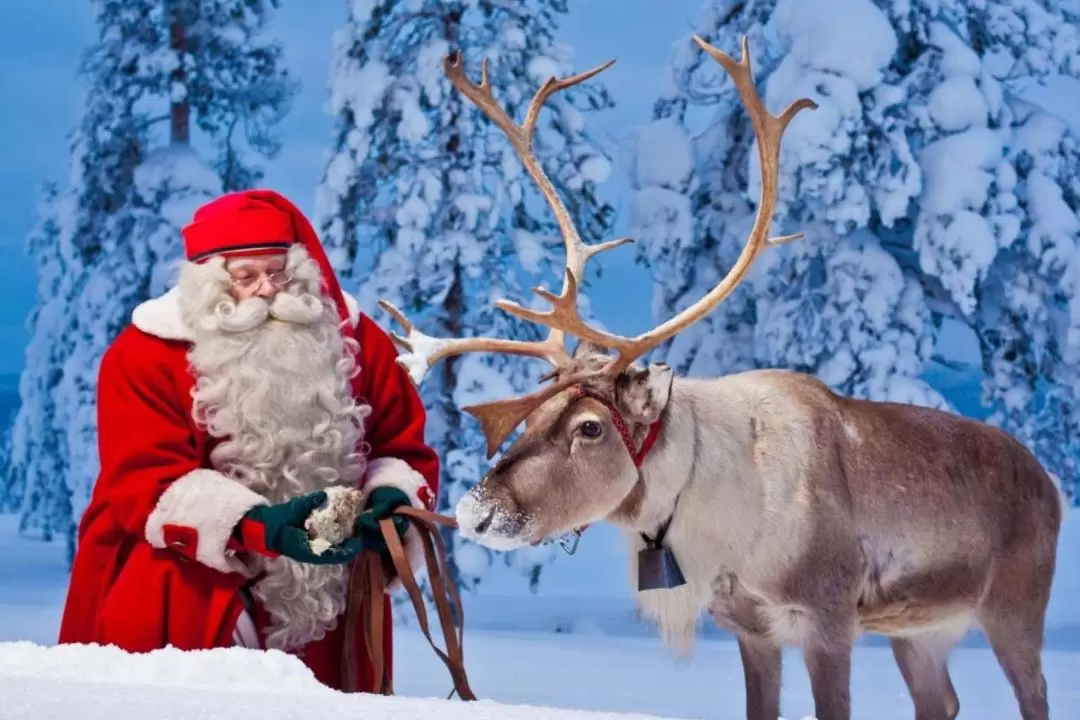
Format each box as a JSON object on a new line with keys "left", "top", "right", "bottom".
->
{"left": 379, "top": 37, "right": 815, "bottom": 459}
{"left": 498, "top": 36, "right": 816, "bottom": 377}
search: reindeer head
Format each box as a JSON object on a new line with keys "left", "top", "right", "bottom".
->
{"left": 379, "top": 37, "right": 815, "bottom": 551}
{"left": 452, "top": 343, "right": 675, "bottom": 549}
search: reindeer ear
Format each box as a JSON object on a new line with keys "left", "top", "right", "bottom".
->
{"left": 614, "top": 362, "right": 674, "bottom": 425}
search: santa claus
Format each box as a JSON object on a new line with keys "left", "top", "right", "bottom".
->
{"left": 58, "top": 189, "right": 439, "bottom": 693}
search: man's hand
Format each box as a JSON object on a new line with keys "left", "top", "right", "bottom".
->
{"left": 354, "top": 487, "right": 411, "bottom": 552}
{"left": 234, "top": 491, "right": 364, "bottom": 565}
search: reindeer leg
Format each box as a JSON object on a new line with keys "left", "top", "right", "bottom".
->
{"left": 802, "top": 613, "right": 855, "bottom": 720}
{"left": 980, "top": 608, "right": 1050, "bottom": 720}
{"left": 889, "top": 625, "right": 967, "bottom": 720}
{"left": 737, "top": 633, "right": 781, "bottom": 720}
{"left": 977, "top": 540, "right": 1054, "bottom": 720}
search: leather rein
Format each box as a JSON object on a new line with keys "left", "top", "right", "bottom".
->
{"left": 342, "top": 505, "right": 476, "bottom": 701}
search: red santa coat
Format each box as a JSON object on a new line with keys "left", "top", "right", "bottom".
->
{"left": 57, "top": 286, "right": 439, "bottom": 693}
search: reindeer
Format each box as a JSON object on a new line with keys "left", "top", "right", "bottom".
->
{"left": 379, "top": 36, "right": 1064, "bottom": 720}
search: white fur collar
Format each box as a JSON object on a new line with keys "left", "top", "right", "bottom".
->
{"left": 131, "top": 286, "right": 362, "bottom": 342}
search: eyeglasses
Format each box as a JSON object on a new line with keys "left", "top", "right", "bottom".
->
{"left": 228, "top": 270, "right": 294, "bottom": 291}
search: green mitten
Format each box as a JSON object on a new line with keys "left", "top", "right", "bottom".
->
{"left": 235, "top": 491, "right": 365, "bottom": 565}
{"left": 354, "top": 487, "right": 411, "bottom": 552}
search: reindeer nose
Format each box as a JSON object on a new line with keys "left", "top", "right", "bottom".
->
{"left": 454, "top": 487, "right": 529, "bottom": 550}
{"left": 474, "top": 506, "right": 496, "bottom": 534}
{"left": 455, "top": 490, "right": 493, "bottom": 538}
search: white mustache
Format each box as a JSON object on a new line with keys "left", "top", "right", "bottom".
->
{"left": 214, "top": 292, "right": 326, "bottom": 333}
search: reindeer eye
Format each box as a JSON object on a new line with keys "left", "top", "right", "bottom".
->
{"left": 579, "top": 420, "right": 603, "bottom": 439}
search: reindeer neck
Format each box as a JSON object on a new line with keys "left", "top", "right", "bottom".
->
{"left": 608, "top": 380, "right": 699, "bottom": 535}
{"left": 615, "top": 377, "right": 768, "bottom": 561}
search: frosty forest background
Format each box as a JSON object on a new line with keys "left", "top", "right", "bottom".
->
{"left": 2, "top": 0, "right": 1080, "bottom": 604}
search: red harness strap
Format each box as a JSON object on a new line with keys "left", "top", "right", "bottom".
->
{"left": 570, "top": 385, "right": 663, "bottom": 467}
{"left": 632, "top": 416, "right": 664, "bottom": 466}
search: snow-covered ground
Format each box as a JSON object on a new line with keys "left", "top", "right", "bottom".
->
{"left": 0, "top": 642, "right": 681, "bottom": 720}
{"left": 1, "top": 511, "right": 1078, "bottom": 719}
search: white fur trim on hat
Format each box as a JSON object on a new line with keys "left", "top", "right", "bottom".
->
{"left": 144, "top": 468, "right": 270, "bottom": 575}
{"left": 131, "top": 286, "right": 361, "bottom": 342}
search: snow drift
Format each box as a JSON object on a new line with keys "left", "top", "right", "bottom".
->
{"left": 0, "top": 641, "right": 677, "bottom": 720}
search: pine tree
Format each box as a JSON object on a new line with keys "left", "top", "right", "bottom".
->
{"left": 1, "top": 0, "right": 296, "bottom": 556}
{"left": 632, "top": 0, "right": 1080, "bottom": 500}
{"left": 315, "top": 0, "right": 616, "bottom": 592}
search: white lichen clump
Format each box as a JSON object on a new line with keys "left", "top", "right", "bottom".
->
{"left": 304, "top": 485, "right": 366, "bottom": 555}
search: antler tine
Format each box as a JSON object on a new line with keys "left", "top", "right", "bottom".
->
{"left": 444, "top": 50, "right": 627, "bottom": 363}
{"left": 496, "top": 269, "right": 637, "bottom": 352}
{"left": 522, "top": 60, "right": 616, "bottom": 139}
{"left": 377, "top": 299, "right": 569, "bottom": 385}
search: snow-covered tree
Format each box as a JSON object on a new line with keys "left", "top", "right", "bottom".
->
{"left": 1, "top": 0, "right": 296, "bottom": 557}
{"left": 631, "top": 0, "right": 1080, "bottom": 501}
{"left": 315, "top": 0, "right": 616, "bottom": 592}
{"left": 0, "top": 184, "right": 75, "bottom": 535}
{"left": 975, "top": 103, "right": 1080, "bottom": 503}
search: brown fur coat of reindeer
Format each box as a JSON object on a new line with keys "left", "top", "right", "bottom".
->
{"left": 380, "top": 36, "right": 1064, "bottom": 720}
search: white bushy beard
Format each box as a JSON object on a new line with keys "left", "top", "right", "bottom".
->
{"left": 177, "top": 246, "right": 372, "bottom": 652}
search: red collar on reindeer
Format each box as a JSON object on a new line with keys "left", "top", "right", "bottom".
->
{"left": 180, "top": 189, "right": 352, "bottom": 326}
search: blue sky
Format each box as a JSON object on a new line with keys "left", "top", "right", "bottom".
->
{"left": 0, "top": 0, "right": 704, "bottom": 375}
{"left": 0, "top": 1, "right": 93, "bottom": 374}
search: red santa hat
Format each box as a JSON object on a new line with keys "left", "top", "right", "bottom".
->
{"left": 181, "top": 189, "right": 350, "bottom": 325}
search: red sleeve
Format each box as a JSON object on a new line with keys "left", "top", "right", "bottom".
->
{"left": 93, "top": 328, "right": 267, "bottom": 573}
{"left": 352, "top": 314, "right": 440, "bottom": 511}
